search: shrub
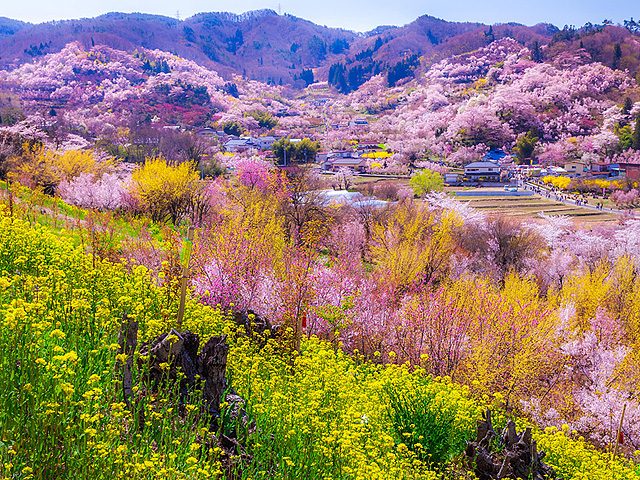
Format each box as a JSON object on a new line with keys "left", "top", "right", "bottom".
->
{"left": 410, "top": 170, "right": 444, "bottom": 197}
{"left": 386, "top": 379, "right": 457, "bottom": 467}
{"left": 128, "top": 157, "right": 204, "bottom": 224}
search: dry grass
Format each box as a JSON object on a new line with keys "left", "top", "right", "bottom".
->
{"left": 454, "top": 192, "right": 620, "bottom": 225}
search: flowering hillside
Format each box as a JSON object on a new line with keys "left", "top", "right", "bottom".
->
{"left": 2, "top": 194, "right": 640, "bottom": 479}
{"left": 331, "top": 37, "right": 639, "bottom": 167}
{"left": 0, "top": 41, "right": 293, "bottom": 134}
{"left": 1, "top": 31, "right": 640, "bottom": 171}
{"left": 1, "top": 14, "right": 640, "bottom": 479}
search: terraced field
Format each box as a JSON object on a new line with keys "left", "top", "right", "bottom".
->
{"left": 450, "top": 190, "right": 621, "bottom": 225}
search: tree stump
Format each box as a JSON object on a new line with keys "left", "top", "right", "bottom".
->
{"left": 465, "top": 410, "right": 557, "bottom": 480}
{"left": 135, "top": 326, "right": 243, "bottom": 418}
{"left": 116, "top": 314, "right": 138, "bottom": 406}
{"left": 200, "top": 335, "right": 229, "bottom": 416}
{"left": 138, "top": 329, "right": 185, "bottom": 393}
{"left": 232, "top": 310, "right": 278, "bottom": 344}
{"left": 115, "top": 320, "right": 252, "bottom": 468}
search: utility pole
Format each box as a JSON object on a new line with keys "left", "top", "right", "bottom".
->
{"left": 278, "top": 3, "right": 282, "bottom": 15}
{"left": 176, "top": 10, "right": 180, "bottom": 21}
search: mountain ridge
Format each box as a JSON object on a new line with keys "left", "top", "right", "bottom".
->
{"left": 0, "top": 10, "right": 555, "bottom": 86}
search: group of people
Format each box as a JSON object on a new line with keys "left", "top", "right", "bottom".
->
{"left": 525, "top": 180, "right": 612, "bottom": 211}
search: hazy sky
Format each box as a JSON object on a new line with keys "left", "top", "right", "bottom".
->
{"left": 2, "top": 0, "right": 637, "bottom": 31}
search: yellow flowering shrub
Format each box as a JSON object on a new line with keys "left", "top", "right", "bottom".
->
{"left": 128, "top": 157, "right": 203, "bottom": 224}
{"left": 362, "top": 151, "right": 392, "bottom": 159}
{"left": 542, "top": 175, "right": 571, "bottom": 190}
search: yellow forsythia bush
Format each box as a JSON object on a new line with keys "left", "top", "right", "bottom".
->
{"left": 542, "top": 175, "right": 571, "bottom": 190}
{"left": 129, "top": 157, "right": 203, "bottom": 224}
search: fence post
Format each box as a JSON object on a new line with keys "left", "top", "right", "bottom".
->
{"left": 177, "top": 227, "right": 195, "bottom": 328}
{"left": 612, "top": 403, "right": 627, "bottom": 460}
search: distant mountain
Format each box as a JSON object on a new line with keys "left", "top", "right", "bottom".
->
{"left": 5, "top": 11, "right": 636, "bottom": 90}
{"left": 0, "top": 10, "right": 559, "bottom": 87}
{"left": 544, "top": 24, "right": 640, "bottom": 79}
{"left": 0, "top": 17, "right": 29, "bottom": 40}
{"left": 0, "top": 10, "right": 356, "bottom": 84}
{"left": 317, "top": 17, "right": 556, "bottom": 92}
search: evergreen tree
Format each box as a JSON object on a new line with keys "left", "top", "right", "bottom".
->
{"left": 235, "top": 28, "right": 244, "bottom": 45}
{"left": 513, "top": 131, "right": 539, "bottom": 164}
{"left": 271, "top": 138, "right": 297, "bottom": 164}
{"left": 300, "top": 69, "right": 314, "bottom": 86}
{"left": 328, "top": 63, "right": 349, "bottom": 93}
{"left": 485, "top": 25, "right": 495, "bottom": 42}
{"left": 613, "top": 43, "right": 622, "bottom": 70}
{"left": 530, "top": 41, "right": 542, "bottom": 63}
{"left": 222, "top": 121, "right": 244, "bottom": 137}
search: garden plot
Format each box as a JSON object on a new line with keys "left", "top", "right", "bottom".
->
{"left": 456, "top": 193, "right": 619, "bottom": 224}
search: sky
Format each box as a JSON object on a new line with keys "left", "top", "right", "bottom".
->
{"left": 2, "top": 0, "right": 637, "bottom": 32}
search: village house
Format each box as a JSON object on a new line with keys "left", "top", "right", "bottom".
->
{"left": 444, "top": 172, "right": 460, "bottom": 184}
{"left": 348, "top": 118, "right": 369, "bottom": 127}
{"left": 484, "top": 149, "right": 508, "bottom": 162}
{"left": 256, "top": 136, "right": 277, "bottom": 150}
{"left": 463, "top": 161, "right": 502, "bottom": 182}
{"left": 618, "top": 162, "right": 640, "bottom": 181}
{"left": 327, "top": 156, "right": 367, "bottom": 172}
{"left": 315, "top": 151, "right": 330, "bottom": 164}
{"left": 223, "top": 137, "right": 259, "bottom": 153}
{"left": 564, "top": 161, "right": 588, "bottom": 177}
{"left": 321, "top": 151, "right": 366, "bottom": 172}
{"left": 223, "top": 136, "right": 280, "bottom": 152}
{"left": 590, "top": 162, "right": 620, "bottom": 178}
{"left": 196, "top": 127, "right": 225, "bottom": 138}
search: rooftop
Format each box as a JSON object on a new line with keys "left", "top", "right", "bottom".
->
{"left": 465, "top": 161, "right": 501, "bottom": 168}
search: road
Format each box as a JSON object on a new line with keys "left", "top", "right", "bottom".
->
{"left": 521, "top": 181, "right": 634, "bottom": 217}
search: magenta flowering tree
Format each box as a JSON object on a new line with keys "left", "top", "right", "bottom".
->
{"left": 235, "top": 157, "right": 274, "bottom": 190}
{"left": 191, "top": 213, "right": 278, "bottom": 314}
